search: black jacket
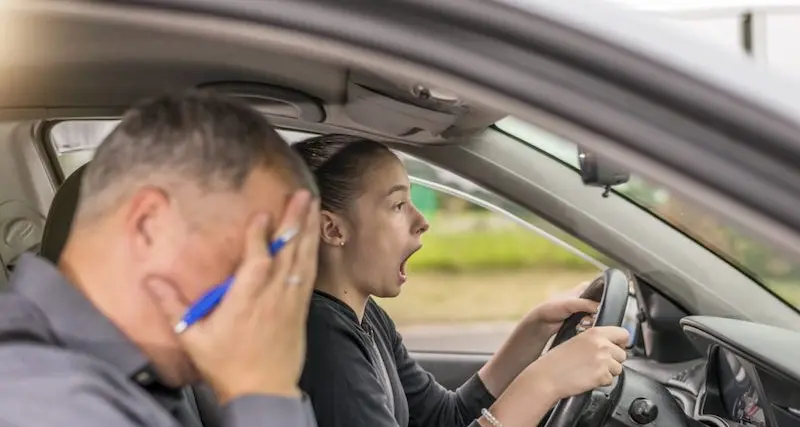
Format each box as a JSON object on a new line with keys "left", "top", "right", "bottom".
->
{"left": 300, "top": 291, "right": 495, "bottom": 427}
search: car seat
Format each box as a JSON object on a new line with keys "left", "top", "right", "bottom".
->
{"left": 40, "top": 164, "right": 87, "bottom": 264}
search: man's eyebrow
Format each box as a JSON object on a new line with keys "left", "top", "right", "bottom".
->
{"left": 386, "top": 184, "right": 409, "bottom": 197}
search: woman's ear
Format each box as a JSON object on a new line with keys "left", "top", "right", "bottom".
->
{"left": 320, "top": 210, "right": 348, "bottom": 246}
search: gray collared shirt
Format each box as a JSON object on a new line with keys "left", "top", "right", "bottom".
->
{"left": 0, "top": 253, "right": 317, "bottom": 427}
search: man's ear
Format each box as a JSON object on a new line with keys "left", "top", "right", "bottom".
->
{"left": 320, "top": 210, "right": 347, "bottom": 246}
{"left": 123, "top": 186, "right": 173, "bottom": 260}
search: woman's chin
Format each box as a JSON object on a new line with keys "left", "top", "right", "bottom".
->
{"left": 375, "top": 283, "right": 404, "bottom": 299}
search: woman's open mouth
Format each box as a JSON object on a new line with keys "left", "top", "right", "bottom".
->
{"left": 399, "top": 260, "right": 408, "bottom": 282}
{"left": 398, "top": 245, "right": 422, "bottom": 283}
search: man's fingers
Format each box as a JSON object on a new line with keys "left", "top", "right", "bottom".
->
{"left": 266, "top": 191, "right": 312, "bottom": 292}
{"left": 145, "top": 279, "right": 192, "bottom": 335}
{"left": 285, "top": 198, "right": 320, "bottom": 304}
{"left": 225, "top": 212, "right": 273, "bottom": 303}
{"left": 271, "top": 190, "right": 312, "bottom": 252}
{"left": 243, "top": 213, "right": 271, "bottom": 264}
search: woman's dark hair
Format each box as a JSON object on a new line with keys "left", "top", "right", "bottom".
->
{"left": 292, "top": 134, "right": 396, "bottom": 212}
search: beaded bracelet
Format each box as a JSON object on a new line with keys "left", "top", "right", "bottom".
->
{"left": 480, "top": 408, "right": 504, "bottom": 427}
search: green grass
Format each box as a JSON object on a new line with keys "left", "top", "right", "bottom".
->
{"left": 408, "top": 227, "right": 598, "bottom": 273}
{"left": 375, "top": 269, "right": 599, "bottom": 326}
{"left": 375, "top": 271, "right": 800, "bottom": 327}
{"left": 381, "top": 214, "right": 606, "bottom": 325}
{"left": 379, "top": 213, "right": 800, "bottom": 326}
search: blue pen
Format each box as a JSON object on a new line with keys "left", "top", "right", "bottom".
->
{"left": 173, "top": 227, "right": 300, "bottom": 334}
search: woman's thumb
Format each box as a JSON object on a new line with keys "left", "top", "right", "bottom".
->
{"left": 563, "top": 297, "right": 600, "bottom": 315}
{"left": 145, "top": 278, "right": 190, "bottom": 334}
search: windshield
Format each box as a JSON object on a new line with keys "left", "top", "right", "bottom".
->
{"left": 495, "top": 116, "right": 800, "bottom": 309}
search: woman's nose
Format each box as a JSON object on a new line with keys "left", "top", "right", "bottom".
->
{"left": 414, "top": 213, "right": 430, "bottom": 236}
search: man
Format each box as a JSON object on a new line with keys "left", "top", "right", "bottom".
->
{"left": 0, "top": 91, "right": 321, "bottom": 426}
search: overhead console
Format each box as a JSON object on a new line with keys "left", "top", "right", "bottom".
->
{"left": 681, "top": 316, "right": 800, "bottom": 427}
{"left": 342, "top": 71, "right": 505, "bottom": 142}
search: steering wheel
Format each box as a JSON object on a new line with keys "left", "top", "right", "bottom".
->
{"left": 543, "top": 268, "right": 630, "bottom": 427}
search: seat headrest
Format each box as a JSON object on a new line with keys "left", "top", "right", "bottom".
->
{"left": 40, "top": 163, "right": 89, "bottom": 264}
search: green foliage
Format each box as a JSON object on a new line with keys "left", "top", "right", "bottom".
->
{"left": 407, "top": 226, "right": 599, "bottom": 273}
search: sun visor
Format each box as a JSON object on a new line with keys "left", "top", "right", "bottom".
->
{"left": 344, "top": 81, "right": 459, "bottom": 137}
{"left": 343, "top": 72, "right": 501, "bottom": 140}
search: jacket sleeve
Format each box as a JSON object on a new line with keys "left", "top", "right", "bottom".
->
{"left": 221, "top": 394, "right": 317, "bottom": 427}
{"left": 378, "top": 304, "right": 497, "bottom": 427}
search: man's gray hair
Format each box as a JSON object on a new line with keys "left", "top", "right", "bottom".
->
{"left": 77, "top": 90, "right": 315, "bottom": 220}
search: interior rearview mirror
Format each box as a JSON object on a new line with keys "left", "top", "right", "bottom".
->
{"left": 577, "top": 147, "right": 630, "bottom": 195}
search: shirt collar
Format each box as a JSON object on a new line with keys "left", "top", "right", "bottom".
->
{"left": 9, "top": 253, "right": 160, "bottom": 386}
{"left": 312, "top": 290, "right": 376, "bottom": 333}
{"left": 312, "top": 290, "right": 359, "bottom": 322}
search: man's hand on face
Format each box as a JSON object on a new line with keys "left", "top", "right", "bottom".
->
{"left": 147, "top": 190, "right": 321, "bottom": 403}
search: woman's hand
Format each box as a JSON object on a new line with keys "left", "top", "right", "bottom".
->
{"left": 521, "top": 282, "right": 599, "bottom": 338}
{"left": 530, "top": 326, "right": 629, "bottom": 397}
{"left": 477, "top": 281, "right": 601, "bottom": 398}
{"left": 481, "top": 326, "right": 629, "bottom": 427}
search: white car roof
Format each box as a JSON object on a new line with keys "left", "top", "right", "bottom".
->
{"left": 609, "top": 0, "right": 800, "bottom": 13}
{"left": 496, "top": 0, "right": 800, "bottom": 124}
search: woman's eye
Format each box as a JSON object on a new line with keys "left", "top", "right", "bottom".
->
{"left": 393, "top": 202, "right": 406, "bottom": 211}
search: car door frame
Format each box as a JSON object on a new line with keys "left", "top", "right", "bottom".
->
{"left": 26, "top": 0, "right": 800, "bottom": 391}
{"left": 116, "top": 0, "right": 800, "bottom": 260}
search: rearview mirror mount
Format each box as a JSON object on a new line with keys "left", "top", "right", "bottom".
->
{"left": 577, "top": 147, "right": 630, "bottom": 197}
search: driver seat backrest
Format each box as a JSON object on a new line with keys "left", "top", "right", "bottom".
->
{"left": 38, "top": 162, "right": 222, "bottom": 427}
{"left": 40, "top": 164, "right": 87, "bottom": 264}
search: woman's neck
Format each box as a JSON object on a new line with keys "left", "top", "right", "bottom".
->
{"left": 314, "top": 268, "right": 370, "bottom": 322}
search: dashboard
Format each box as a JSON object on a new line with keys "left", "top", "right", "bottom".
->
{"left": 711, "top": 348, "right": 767, "bottom": 426}
{"left": 677, "top": 316, "right": 800, "bottom": 427}
{"left": 560, "top": 315, "right": 800, "bottom": 427}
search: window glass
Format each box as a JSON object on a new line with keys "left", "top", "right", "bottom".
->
{"left": 49, "top": 120, "right": 316, "bottom": 178}
{"left": 379, "top": 153, "right": 607, "bottom": 353}
{"left": 496, "top": 116, "right": 800, "bottom": 309}
{"left": 49, "top": 120, "right": 117, "bottom": 178}
{"left": 47, "top": 120, "right": 615, "bottom": 353}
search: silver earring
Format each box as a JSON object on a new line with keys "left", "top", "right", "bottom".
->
{"left": 340, "top": 241, "right": 345, "bottom": 247}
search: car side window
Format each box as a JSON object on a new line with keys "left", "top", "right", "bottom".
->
{"left": 47, "top": 122, "right": 622, "bottom": 354}
{"left": 49, "top": 121, "right": 117, "bottom": 178}
{"left": 48, "top": 121, "right": 316, "bottom": 179}
{"left": 379, "top": 154, "right": 606, "bottom": 353}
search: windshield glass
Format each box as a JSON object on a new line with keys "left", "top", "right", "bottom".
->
{"left": 495, "top": 116, "right": 800, "bottom": 308}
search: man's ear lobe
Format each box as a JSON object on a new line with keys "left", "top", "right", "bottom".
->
{"left": 124, "top": 186, "right": 172, "bottom": 257}
{"left": 320, "top": 210, "right": 345, "bottom": 246}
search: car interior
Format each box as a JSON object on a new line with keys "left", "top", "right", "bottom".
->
{"left": 2, "top": 3, "right": 800, "bottom": 427}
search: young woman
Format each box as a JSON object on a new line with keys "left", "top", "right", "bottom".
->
{"left": 293, "top": 134, "right": 629, "bottom": 427}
